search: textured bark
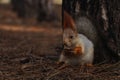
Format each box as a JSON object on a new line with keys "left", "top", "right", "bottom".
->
{"left": 93, "top": 0, "right": 120, "bottom": 60}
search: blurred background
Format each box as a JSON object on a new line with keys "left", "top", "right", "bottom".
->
{"left": 0, "top": 0, "right": 63, "bottom": 55}
{"left": 0, "top": 0, "right": 62, "bottom": 23}
{"left": 0, "top": 1, "right": 62, "bottom": 79}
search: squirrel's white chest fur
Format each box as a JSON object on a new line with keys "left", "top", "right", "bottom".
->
{"left": 59, "top": 34, "right": 94, "bottom": 65}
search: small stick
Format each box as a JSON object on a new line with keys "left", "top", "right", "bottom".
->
{"left": 93, "top": 61, "right": 120, "bottom": 73}
{"left": 46, "top": 64, "right": 68, "bottom": 80}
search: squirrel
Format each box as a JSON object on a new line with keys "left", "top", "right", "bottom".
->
{"left": 57, "top": 11, "right": 98, "bottom": 66}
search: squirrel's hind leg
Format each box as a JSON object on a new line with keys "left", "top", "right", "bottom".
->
{"left": 84, "top": 63, "right": 93, "bottom": 73}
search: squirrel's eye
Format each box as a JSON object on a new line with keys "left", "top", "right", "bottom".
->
{"left": 69, "top": 36, "right": 73, "bottom": 39}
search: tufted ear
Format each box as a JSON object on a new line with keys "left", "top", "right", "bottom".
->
{"left": 63, "top": 11, "right": 77, "bottom": 32}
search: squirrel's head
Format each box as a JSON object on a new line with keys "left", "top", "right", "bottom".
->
{"left": 63, "top": 11, "right": 78, "bottom": 48}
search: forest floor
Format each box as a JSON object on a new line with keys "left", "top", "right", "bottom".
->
{"left": 0, "top": 4, "right": 120, "bottom": 80}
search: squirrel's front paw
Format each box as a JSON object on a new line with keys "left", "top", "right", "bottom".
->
{"left": 73, "top": 47, "right": 83, "bottom": 55}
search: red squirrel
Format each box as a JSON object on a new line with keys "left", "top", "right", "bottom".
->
{"left": 58, "top": 11, "right": 94, "bottom": 66}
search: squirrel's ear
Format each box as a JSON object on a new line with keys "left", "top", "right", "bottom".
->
{"left": 63, "top": 11, "right": 76, "bottom": 32}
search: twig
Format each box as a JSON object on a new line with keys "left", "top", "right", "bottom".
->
{"left": 93, "top": 61, "right": 120, "bottom": 73}
{"left": 94, "top": 60, "right": 108, "bottom": 66}
{"left": 46, "top": 64, "right": 68, "bottom": 80}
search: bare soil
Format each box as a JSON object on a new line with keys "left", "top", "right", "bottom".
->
{"left": 0, "top": 5, "right": 120, "bottom": 80}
